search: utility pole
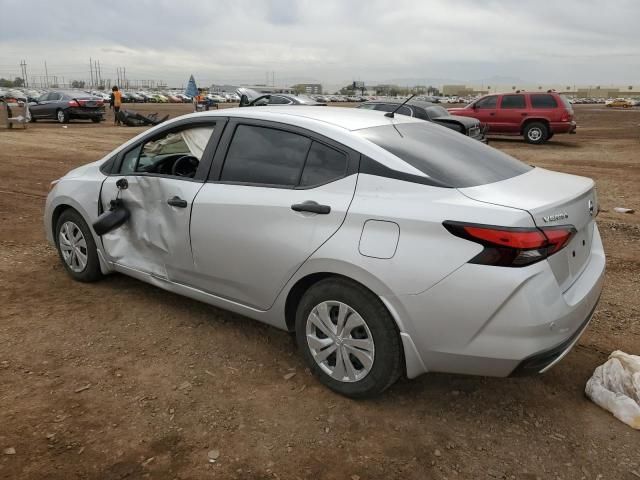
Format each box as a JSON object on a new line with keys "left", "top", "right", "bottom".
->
{"left": 89, "top": 58, "right": 94, "bottom": 89}
{"left": 97, "top": 60, "right": 102, "bottom": 87}
{"left": 123, "top": 67, "right": 126, "bottom": 89}
{"left": 44, "top": 61, "right": 49, "bottom": 88}
{"left": 19, "top": 60, "right": 28, "bottom": 87}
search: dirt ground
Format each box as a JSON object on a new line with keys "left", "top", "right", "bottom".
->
{"left": 0, "top": 104, "right": 638, "bottom": 480}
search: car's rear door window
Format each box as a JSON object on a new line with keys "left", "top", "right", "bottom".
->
{"left": 531, "top": 94, "right": 558, "bottom": 108}
{"left": 356, "top": 123, "right": 531, "bottom": 188}
{"left": 269, "top": 95, "right": 292, "bottom": 105}
{"left": 220, "top": 125, "right": 311, "bottom": 186}
{"left": 300, "top": 142, "right": 347, "bottom": 187}
{"left": 500, "top": 95, "right": 526, "bottom": 109}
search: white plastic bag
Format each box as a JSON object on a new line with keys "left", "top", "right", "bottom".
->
{"left": 585, "top": 351, "right": 640, "bottom": 429}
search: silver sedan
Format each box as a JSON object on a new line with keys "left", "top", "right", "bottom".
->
{"left": 45, "top": 107, "right": 605, "bottom": 397}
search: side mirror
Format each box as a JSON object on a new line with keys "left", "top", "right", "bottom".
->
{"left": 116, "top": 178, "right": 128, "bottom": 190}
{"left": 239, "top": 94, "right": 250, "bottom": 107}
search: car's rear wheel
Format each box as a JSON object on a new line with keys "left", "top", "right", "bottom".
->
{"left": 55, "top": 209, "right": 102, "bottom": 282}
{"left": 295, "top": 278, "right": 403, "bottom": 398}
{"left": 56, "top": 109, "right": 69, "bottom": 124}
{"left": 524, "top": 122, "right": 548, "bottom": 144}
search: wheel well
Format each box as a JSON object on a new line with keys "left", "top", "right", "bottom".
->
{"left": 521, "top": 118, "right": 549, "bottom": 135}
{"left": 284, "top": 272, "right": 393, "bottom": 333}
{"left": 51, "top": 204, "right": 75, "bottom": 239}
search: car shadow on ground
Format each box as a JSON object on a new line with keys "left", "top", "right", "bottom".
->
{"left": 96, "top": 271, "right": 599, "bottom": 409}
{"left": 488, "top": 137, "right": 580, "bottom": 148}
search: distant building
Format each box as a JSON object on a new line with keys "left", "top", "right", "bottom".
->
{"left": 575, "top": 87, "right": 640, "bottom": 98}
{"left": 292, "top": 83, "right": 322, "bottom": 94}
{"left": 442, "top": 85, "right": 489, "bottom": 97}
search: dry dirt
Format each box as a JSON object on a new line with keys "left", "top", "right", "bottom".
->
{"left": 0, "top": 104, "right": 639, "bottom": 480}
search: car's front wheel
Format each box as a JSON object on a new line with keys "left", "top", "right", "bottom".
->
{"left": 295, "top": 278, "right": 403, "bottom": 398}
{"left": 524, "top": 122, "right": 548, "bottom": 144}
{"left": 55, "top": 209, "right": 102, "bottom": 282}
{"left": 56, "top": 109, "right": 69, "bottom": 124}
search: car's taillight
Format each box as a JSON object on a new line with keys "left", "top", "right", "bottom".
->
{"left": 560, "top": 111, "right": 571, "bottom": 122}
{"left": 443, "top": 221, "right": 576, "bottom": 267}
{"left": 68, "top": 100, "right": 79, "bottom": 107}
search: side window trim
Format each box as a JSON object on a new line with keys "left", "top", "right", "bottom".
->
{"left": 207, "top": 118, "right": 359, "bottom": 188}
{"left": 108, "top": 117, "right": 226, "bottom": 182}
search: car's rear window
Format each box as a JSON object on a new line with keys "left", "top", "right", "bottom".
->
{"left": 558, "top": 94, "right": 574, "bottom": 113}
{"left": 355, "top": 123, "right": 532, "bottom": 188}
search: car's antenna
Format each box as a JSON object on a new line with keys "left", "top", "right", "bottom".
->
{"left": 385, "top": 94, "right": 416, "bottom": 118}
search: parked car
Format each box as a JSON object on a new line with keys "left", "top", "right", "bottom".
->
{"left": 237, "top": 88, "right": 326, "bottom": 106}
{"left": 45, "top": 106, "right": 604, "bottom": 398}
{"left": 29, "top": 90, "right": 105, "bottom": 123}
{"left": 448, "top": 92, "right": 576, "bottom": 144}
{"left": 358, "top": 99, "right": 487, "bottom": 142}
{"left": 605, "top": 98, "right": 632, "bottom": 108}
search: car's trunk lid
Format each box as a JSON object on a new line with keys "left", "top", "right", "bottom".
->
{"left": 459, "top": 167, "right": 597, "bottom": 292}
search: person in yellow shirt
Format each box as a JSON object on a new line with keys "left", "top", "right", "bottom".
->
{"left": 110, "top": 86, "right": 123, "bottom": 125}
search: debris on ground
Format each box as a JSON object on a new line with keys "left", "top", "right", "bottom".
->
{"left": 3, "top": 447, "right": 16, "bottom": 455}
{"left": 613, "top": 207, "right": 635, "bottom": 214}
{"left": 585, "top": 350, "right": 640, "bottom": 429}
{"left": 208, "top": 449, "right": 220, "bottom": 463}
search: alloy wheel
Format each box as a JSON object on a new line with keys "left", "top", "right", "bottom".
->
{"left": 57, "top": 110, "right": 65, "bottom": 123}
{"left": 58, "top": 221, "right": 88, "bottom": 273}
{"left": 305, "top": 301, "right": 375, "bottom": 382}
{"left": 528, "top": 127, "right": 542, "bottom": 141}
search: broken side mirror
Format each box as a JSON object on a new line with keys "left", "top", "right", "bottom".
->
{"left": 240, "top": 94, "right": 250, "bottom": 107}
{"left": 116, "top": 178, "right": 128, "bottom": 190}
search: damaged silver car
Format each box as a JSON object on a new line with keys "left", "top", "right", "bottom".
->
{"left": 46, "top": 107, "right": 605, "bottom": 398}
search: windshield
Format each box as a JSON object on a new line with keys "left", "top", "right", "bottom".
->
{"left": 425, "top": 105, "right": 449, "bottom": 118}
{"left": 356, "top": 123, "right": 532, "bottom": 188}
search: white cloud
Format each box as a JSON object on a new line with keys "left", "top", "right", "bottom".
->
{"left": 0, "top": 0, "right": 638, "bottom": 87}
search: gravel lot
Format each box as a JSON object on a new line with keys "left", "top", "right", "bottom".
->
{"left": 0, "top": 103, "right": 638, "bottom": 479}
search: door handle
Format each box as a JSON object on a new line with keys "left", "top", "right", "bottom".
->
{"left": 291, "top": 201, "right": 331, "bottom": 215}
{"left": 167, "top": 196, "right": 188, "bottom": 208}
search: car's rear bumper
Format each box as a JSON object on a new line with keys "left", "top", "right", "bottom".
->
{"left": 385, "top": 223, "right": 605, "bottom": 379}
{"left": 551, "top": 121, "right": 577, "bottom": 134}
{"left": 68, "top": 107, "right": 104, "bottom": 119}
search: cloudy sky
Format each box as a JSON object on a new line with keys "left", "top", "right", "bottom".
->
{"left": 0, "top": 0, "right": 638, "bottom": 89}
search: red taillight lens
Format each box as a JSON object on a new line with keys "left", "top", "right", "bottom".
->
{"left": 68, "top": 100, "right": 79, "bottom": 107}
{"left": 541, "top": 226, "right": 575, "bottom": 255}
{"left": 560, "top": 111, "right": 571, "bottom": 122}
{"left": 443, "top": 221, "right": 576, "bottom": 267}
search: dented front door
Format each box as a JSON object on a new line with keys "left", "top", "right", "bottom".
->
{"left": 100, "top": 176, "right": 202, "bottom": 280}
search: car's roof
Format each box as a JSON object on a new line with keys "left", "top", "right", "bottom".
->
{"left": 197, "top": 106, "right": 424, "bottom": 131}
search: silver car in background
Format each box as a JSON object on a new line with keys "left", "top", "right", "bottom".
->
{"left": 45, "top": 107, "right": 605, "bottom": 397}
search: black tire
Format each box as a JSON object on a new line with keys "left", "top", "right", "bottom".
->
{"left": 91, "top": 117, "right": 101, "bottom": 123}
{"left": 56, "top": 109, "right": 69, "bottom": 124}
{"left": 29, "top": 116, "right": 37, "bottom": 123}
{"left": 523, "top": 122, "right": 548, "bottom": 144}
{"left": 55, "top": 209, "right": 102, "bottom": 282}
{"left": 295, "top": 278, "right": 403, "bottom": 398}
{"left": 546, "top": 132, "right": 554, "bottom": 140}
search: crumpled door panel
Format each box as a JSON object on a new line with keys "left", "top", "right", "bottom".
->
{"left": 100, "top": 175, "right": 203, "bottom": 280}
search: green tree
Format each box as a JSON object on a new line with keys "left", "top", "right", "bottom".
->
{"left": 71, "top": 80, "right": 86, "bottom": 89}
{"left": 0, "top": 78, "right": 12, "bottom": 87}
{"left": 13, "top": 77, "right": 24, "bottom": 87}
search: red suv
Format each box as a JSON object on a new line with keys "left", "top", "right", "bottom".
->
{"left": 448, "top": 92, "right": 576, "bottom": 144}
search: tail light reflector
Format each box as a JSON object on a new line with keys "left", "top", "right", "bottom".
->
{"left": 443, "top": 221, "right": 576, "bottom": 267}
{"left": 68, "top": 100, "right": 79, "bottom": 107}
